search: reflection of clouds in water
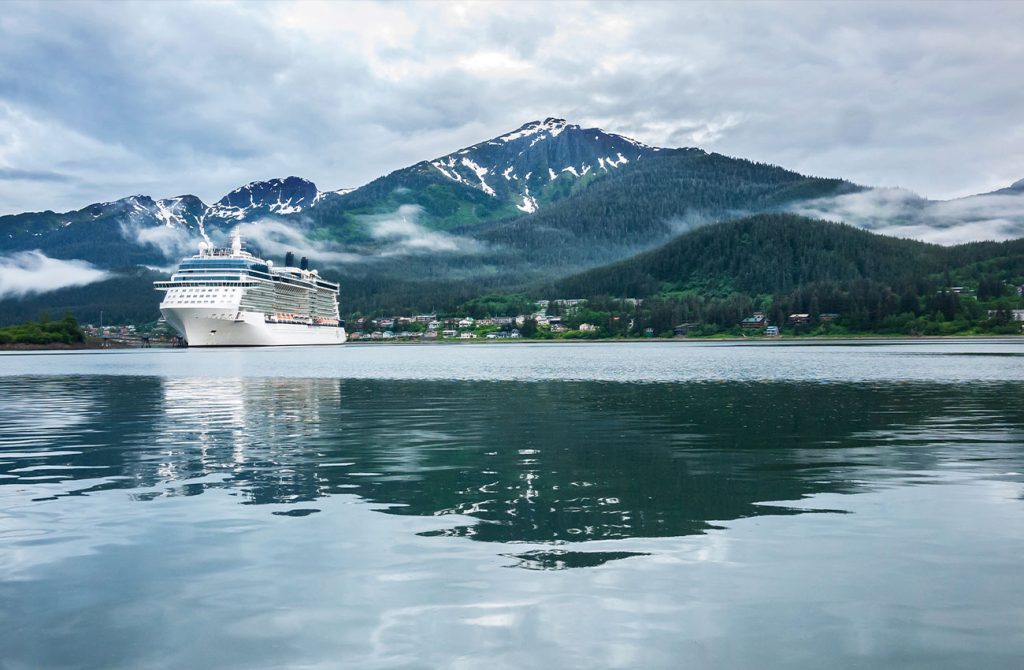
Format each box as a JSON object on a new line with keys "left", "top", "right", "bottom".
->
{"left": 3, "top": 467, "right": 1023, "bottom": 668}
{"left": 0, "top": 378, "right": 94, "bottom": 453}
{"left": 3, "top": 373, "right": 1024, "bottom": 556}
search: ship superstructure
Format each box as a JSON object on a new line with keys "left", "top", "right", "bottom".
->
{"left": 154, "top": 232, "right": 346, "bottom": 346}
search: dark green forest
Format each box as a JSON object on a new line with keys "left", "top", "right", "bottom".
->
{"left": 0, "top": 312, "right": 84, "bottom": 345}
{"left": 539, "top": 214, "right": 1024, "bottom": 337}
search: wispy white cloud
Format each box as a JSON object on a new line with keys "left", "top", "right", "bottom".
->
{"left": 362, "top": 204, "right": 484, "bottom": 255}
{"left": 232, "top": 206, "right": 483, "bottom": 267}
{"left": 869, "top": 221, "right": 1022, "bottom": 246}
{"left": 0, "top": 250, "right": 110, "bottom": 298}
{"left": 791, "top": 188, "right": 1024, "bottom": 244}
{"left": 126, "top": 221, "right": 198, "bottom": 259}
{"left": 236, "top": 220, "right": 363, "bottom": 266}
{"left": 790, "top": 188, "right": 926, "bottom": 228}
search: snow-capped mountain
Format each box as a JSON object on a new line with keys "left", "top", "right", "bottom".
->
{"left": 5, "top": 116, "right": 1020, "bottom": 276}
{"left": 205, "top": 176, "right": 321, "bottom": 222}
{"left": 0, "top": 177, "right": 355, "bottom": 262}
{"left": 0, "top": 118, "right": 658, "bottom": 260}
{"left": 98, "top": 194, "right": 209, "bottom": 235}
{"left": 150, "top": 195, "right": 208, "bottom": 230}
{"left": 420, "top": 117, "right": 655, "bottom": 213}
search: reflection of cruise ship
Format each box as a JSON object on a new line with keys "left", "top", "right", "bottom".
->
{"left": 154, "top": 231, "right": 346, "bottom": 346}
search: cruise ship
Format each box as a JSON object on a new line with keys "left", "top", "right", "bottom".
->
{"left": 154, "top": 231, "right": 346, "bottom": 346}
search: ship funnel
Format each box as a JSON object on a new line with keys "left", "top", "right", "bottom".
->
{"left": 300, "top": 256, "right": 309, "bottom": 270}
{"left": 285, "top": 251, "right": 295, "bottom": 267}
{"left": 231, "top": 228, "right": 242, "bottom": 255}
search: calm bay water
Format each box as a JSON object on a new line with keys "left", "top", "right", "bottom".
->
{"left": 1, "top": 340, "right": 1023, "bottom": 669}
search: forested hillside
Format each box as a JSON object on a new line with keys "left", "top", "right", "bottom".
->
{"left": 543, "top": 214, "right": 1024, "bottom": 336}
{"left": 471, "top": 150, "right": 860, "bottom": 266}
{"left": 548, "top": 214, "right": 1011, "bottom": 296}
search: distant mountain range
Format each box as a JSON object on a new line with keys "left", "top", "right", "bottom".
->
{"left": 1, "top": 117, "right": 1022, "bottom": 324}
{"left": 0, "top": 118, "right": 659, "bottom": 266}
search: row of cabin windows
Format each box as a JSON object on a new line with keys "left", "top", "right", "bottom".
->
{"left": 164, "top": 286, "right": 243, "bottom": 306}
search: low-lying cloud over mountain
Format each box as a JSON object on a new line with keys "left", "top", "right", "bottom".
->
{"left": 790, "top": 183, "right": 1024, "bottom": 244}
{"left": 0, "top": 251, "right": 110, "bottom": 298}
{"left": 123, "top": 219, "right": 196, "bottom": 259}
{"left": 236, "top": 220, "right": 363, "bottom": 266}
{"left": 362, "top": 205, "right": 484, "bottom": 256}
{"left": 234, "top": 206, "right": 481, "bottom": 268}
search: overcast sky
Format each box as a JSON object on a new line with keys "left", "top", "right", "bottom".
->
{"left": 0, "top": 0, "right": 1021, "bottom": 215}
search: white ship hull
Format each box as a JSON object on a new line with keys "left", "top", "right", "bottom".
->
{"left": 162, "top": 307, "right": 346, "bottom": 347}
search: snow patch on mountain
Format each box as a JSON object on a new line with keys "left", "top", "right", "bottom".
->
{"left": 154, "top": 199, "right": 180, "bottom": 228}
{"left": 313, "top": 187, "right": 355, "bottom": 204}
{"left": 516, "top": 185, "right": 538, "bottom": 214}
{"left": 602, "top": 153, "right": 629, "bottom": 168}
{"left": 430, "top": 159, "right": 465, "bottom": 184}
{"left": 460, "top": 157, "right": 495, "bottom": 196}
{"left": 497, "top": 117, "right": 570, "bottom": 143}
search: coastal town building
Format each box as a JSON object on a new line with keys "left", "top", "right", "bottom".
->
{"left": 741, "top": 313, "right": 768, "bottom": 328}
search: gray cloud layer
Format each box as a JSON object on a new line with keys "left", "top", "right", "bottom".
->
{"left": 0, "top": 1, "right": 1022, "bottom": 215}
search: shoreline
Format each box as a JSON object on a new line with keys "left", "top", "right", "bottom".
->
{"left": 2, "top": 334, "right": 1020, "bottom": 351}
{"left": 346, "top": 333, "right": 1024, "bottom": 345}
{"left": 0, "top": 339, "right": 174, "bottom": 351}
{"left": 0, "top": 342, "right": 112, "bottom": 351}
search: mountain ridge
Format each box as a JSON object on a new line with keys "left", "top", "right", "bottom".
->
{"left": 1, "top": 117, "right": 1023, "bottom": 326}
{"left": 0, "top": 117, "right": 661, "bottom": 256}
{"left": 3, "top": 115, "right": 1022, "bottom": 267}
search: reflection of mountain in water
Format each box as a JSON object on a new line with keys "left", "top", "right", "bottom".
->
{"left": 1, "top": 377, "right": 1022, "bottom": 546}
